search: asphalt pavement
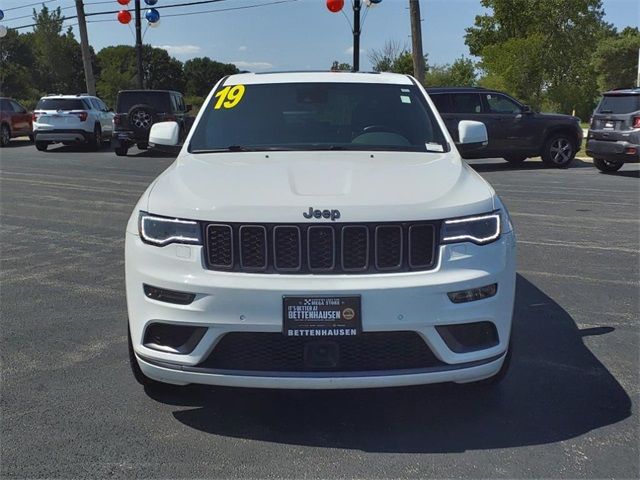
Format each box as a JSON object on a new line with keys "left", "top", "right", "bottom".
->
{"left": 1, "top": 140, "right": 638, "bottom": 478}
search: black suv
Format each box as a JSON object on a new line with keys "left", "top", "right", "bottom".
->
{"left": 587, "top": 88, "right": 640, "bottom": 172}
{"left": 112, "top": 90, "right": 191, "bottom": 157}
{"left": 427, "top": 87, "right": 583, "bottom": 168}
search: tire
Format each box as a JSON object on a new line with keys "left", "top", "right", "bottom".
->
{"left": 28, "top": 134, "right": 34, "bottom": 142}
{"left": 128, "top": 326, "right": 175, "bottom": 391}
{"left": 35, "top": 141, "right": 48, "bottom": 151}
{"left": 542, "top": 134, "right": 576, "bottom": 168}
{"left": 594, "top": 157, "right": 623, "bottom": 173}
{"left": 0, "top": 124, "right": 10, "bottom": 147}
{"left": 92, "top": 125, "right": 103, "bottom": 151}
{"left": 128, "top": 104, "right": 156, "bottom": 135}
{"left": 115, "top": 145, "right": 129, "bottom": 157}
{"left": 136, "top": 142, "right": 149, "bottom": 150}
{"left": 504, "top": 156, "right": 527, "bottom": 164}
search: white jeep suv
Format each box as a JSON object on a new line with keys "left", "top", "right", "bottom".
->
{"left": 33, "top": 94, "right": 114, "bottom": 151}
{"left": 125, "top": 72, "right": 516, "bottom": 390}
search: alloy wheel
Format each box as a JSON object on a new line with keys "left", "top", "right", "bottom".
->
{"left": 549, "top": 138, "right": 573, "bottom": 165}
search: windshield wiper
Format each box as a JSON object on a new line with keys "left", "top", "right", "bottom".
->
{"left": 190, "top": 145, "right": 294, "bottom": 153}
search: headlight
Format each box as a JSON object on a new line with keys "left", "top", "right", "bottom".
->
{"left": 441, "top": 211, "right": 501, "bottom": 245}
{"left": 138, "top": 212, "right": 202, "bottom": 246}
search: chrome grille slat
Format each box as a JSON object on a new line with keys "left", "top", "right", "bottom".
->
{"left": 204, "top": 222, "right": 437, "bottom": 274}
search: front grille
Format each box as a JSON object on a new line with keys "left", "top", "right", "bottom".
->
{"left": 204, "top": 221, "right": 438, "bottom": 274}
{"left": 198, "top": 331, "right": 444, "bottom": 372}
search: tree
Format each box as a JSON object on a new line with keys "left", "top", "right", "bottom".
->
{"left": 0, "top": 29, "right": 36, "bottom": 100}
{"left": 425, "top": 57, "right": 477, "bottom": 87}
{"left": 331, "top": 61, "right": 351, "bottom": 71}
{"left": 368, "top": 40, "right": 424, "bottom": 74}
{"left": 183, "top": 57, "right": 239, "bottom": 97}
{"left": 592, "top": 27, "right": 640, "bottom": 92}
{"left": 465, "top": 0, "right": 613, "bottom": 118}
{"left": 96, "top": 45, "right": 185, "bottom": 107}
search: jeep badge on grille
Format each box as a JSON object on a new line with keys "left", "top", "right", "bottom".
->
{"left": 303, "top": 207, "right": 341, "bottom": 221}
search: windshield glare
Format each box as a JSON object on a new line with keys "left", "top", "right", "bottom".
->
{"left": 598, "top": 95, "right": 640, "bottom": 114}
{"left": 189, "top": 82, "right": 447, "bottom": 153}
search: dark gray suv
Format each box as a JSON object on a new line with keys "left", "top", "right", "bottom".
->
{"left": 586, "top": 88, "right": 640, "bottom": 172}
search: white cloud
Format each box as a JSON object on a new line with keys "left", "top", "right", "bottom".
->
{"left": 344, "top": 46, "right": 366, "bottom": 56}
{"left": 238, "top": 46, "right": 248, "bottom": 52}
{"left": 232, "top": 61, "right": 274, "bottom": 71}
{"left": 155, "top": 44, "right": 201, "bottom": 57}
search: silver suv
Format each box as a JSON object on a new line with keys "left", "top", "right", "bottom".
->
{"left": 32, "top": 94, "right": 115, "bottom": 151}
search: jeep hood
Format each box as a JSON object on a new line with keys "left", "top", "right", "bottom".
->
{"left": 146, "top": 151, "right": 495, "bottom": 223}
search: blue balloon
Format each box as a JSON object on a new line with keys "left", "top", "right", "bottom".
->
{"left": 370, "top": 0, "right": 382, "bottom": 3}
{"left": 0, "top": 10, "right": 4, "bottom": 21}
{"left": 144, "top": 0, "right": 158, "bottom": 5}
{"left": 145, "top": 8, "right": 160, "bottom": 23}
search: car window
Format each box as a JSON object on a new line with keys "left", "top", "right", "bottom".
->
{"left": 116, "top": 92, "right": 171, "bottom": 113}
{"left": 429, "top": 93, "right": 452, "bottom": 113}
{"left": 90, "top": 99, "right": 102, "bottom": 110}
{"left": 9, "top": 100, "right": 26, "bottom": 113}
{"left": 484, "top": 93, "right": 521, "bottom": 114}
{"left": 450, "top": 93, "right": 482, "bottom": 114}
{"left": 98, "top": 99, "right": 109, "bottom": 111}
{"left": 36, "top": 98, "right": 88, "bottom": 110}
{"left": 0, "top": 99, "right": 12, "bottom": 111}
{"left": 190, "top": 82, "right": 448, "bottom": 153}
{"left": 176, "top": 95, "right": 185, "bottom": 112}
{"left": 597, "top": 94, "right": 640, "bottom": 114}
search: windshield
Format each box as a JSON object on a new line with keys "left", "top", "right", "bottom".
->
{"left": 189, "top": 82, "right": 448, "bottom": 153}
{"left": 597, "top": 94, "right": 640, "bottom": 114}
{"left": 36, "top": 98, "right": 88, "bottom": 111}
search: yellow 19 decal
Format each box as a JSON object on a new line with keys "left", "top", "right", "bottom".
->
{"left": 214, "top": 85, "right": 245, "bottom": 109}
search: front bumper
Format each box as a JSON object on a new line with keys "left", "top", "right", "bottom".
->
{"left": 586, "top": 138, "right": 640, "bottom": 163}
{"left": 125, "top": 232, "right": 516, "bottom": 388}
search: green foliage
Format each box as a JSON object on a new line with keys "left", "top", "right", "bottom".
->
{"left": 592, "top": 27, "right": 640, "bottom": 91}
{"left": 425, "top": 57, "right": 478, "bottom": 87}
{"left": 466, "top": 0, "right": 614, "bottom": 118}
{"left": 331, "top": 61, "right": 352, "bottom": 71}
{"left": 0, "top": 29, "right": 36, "bottom": 99}
{"left": 183, "top": 57, "right": 239, "bottom": 97}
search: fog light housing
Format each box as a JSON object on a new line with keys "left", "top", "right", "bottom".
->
{"left": 447, "top": 283, "right": 497, "bottom": 303}
{"left": 143, "top": 284, "right": 196, "bottom": 305}
{"left": 143, "top": 323, "right": 207, "bottom": 354}
{"left": 436, "top": 321, "right": 499, "bottom": 353}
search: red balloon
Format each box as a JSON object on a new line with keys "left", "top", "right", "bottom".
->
{"left": 326, "top": 0, "right": 344, "bottom": 13}
{"left": 117, "top": 10, "right": 132, "bottom": 24}
{"left": 117, "top": 0, "right": 130, "bottom": 5}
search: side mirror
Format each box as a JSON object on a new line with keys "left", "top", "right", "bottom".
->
{"left": 522, "top": 105, "right": 533, "bottom": 114}
{"left": 185, "top": 104, "right": 193, "bottom": 113}
{"left": 108, "top": 108, "right": 114, "bottom": 113}
{"left": 149, "top": 121, "right": 180, "bottom": 146}
{"left": 457, "top": 120, "right": 488, "bottom": 154}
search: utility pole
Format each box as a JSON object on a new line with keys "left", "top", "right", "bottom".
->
{"left": 74, "top": 0, "right": 96, "bottom": 95}
{"left": 409, "top": 0, "right": 425, "bottom": 84}
{"left": 135, "top": 0, "right": 143, "bottom": 89}
{"left": 636, "top": 48, "right": 639, "bottom": 87}
{"left": 352, "top": 0, "right": 361, "bottom": 71}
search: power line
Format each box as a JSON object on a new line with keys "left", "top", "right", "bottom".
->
{"left": 1, "top": 0, "right": 62, "bottom": 12}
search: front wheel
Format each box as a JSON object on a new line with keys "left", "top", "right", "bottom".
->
{"left": 115, "top": 145, "right": 129, "bottom": 157}
{"left": 0, "top": 124, "right": 10, "bottom": 147}
{"left": 35, "top": 141, "right": 48, "bottom": 151}
{"left": 594, "top": 157, "right": 623, "bottom": 173}
{"left": 542, "top": 134, "right": 576, "bottom": 168}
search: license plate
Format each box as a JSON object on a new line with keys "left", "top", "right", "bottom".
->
{"left": 283, "top": 296, "right": 361, "bottom": 337}
{"left": 604, "top": 122, "right": 614, "bottom": 130}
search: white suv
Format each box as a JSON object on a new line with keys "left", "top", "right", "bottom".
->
{"left": 33, "top": 94, "right": 114, "bottom": 151}
{"left": 125, "top": 72, "right": 516, "bottom": 390}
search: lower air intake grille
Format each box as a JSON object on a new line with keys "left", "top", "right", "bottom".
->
{"left": 198, "top": 331, "right": 444, "bottom": 372}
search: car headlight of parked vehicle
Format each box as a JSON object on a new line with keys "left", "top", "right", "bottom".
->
{"left": 138, "top": 212, "right": 201, "bottom": 246}
{"left": 441, "top": 210, "right": 510, "bottom": 245}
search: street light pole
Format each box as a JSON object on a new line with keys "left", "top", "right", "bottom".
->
{"left": 352, "top": 0, "right": 361, "bottom": 72}
{"left": 135, "top": 0, "right": 143, "bottom": 89}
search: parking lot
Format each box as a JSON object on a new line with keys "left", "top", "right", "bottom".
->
{"left": 1, "top": 140, "right": 638, "bottom": 478}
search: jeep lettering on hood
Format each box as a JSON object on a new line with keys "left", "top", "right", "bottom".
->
{"left": 303, "top": 207, "right": 341, "bottom": 221}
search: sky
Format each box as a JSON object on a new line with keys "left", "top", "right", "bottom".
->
{"left": 1, "top": 0, "right": 638, "bottom": 71}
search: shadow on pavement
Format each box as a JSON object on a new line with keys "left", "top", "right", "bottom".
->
{"left": 3, "top": 139, "right": 34, "bottom": 148}
{"left": 469, "top": 158, "right": 593, "bottom": 173}
{"left": 598, "top": 169, "right": 640, "bottom": 179}
{"left": 147, "top": 274, "right": 631, "bottom": 453}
